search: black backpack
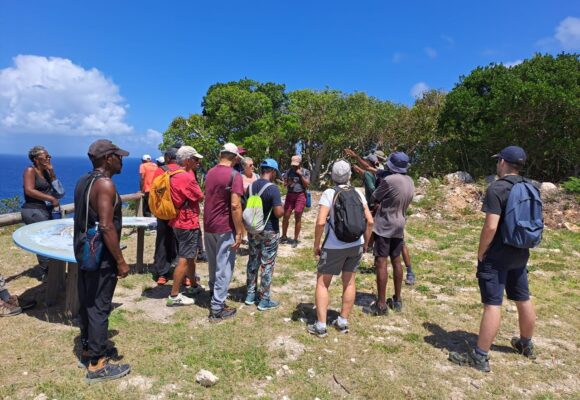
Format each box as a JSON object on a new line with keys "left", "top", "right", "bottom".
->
{"left": 329, "top": 186, "right": 367, "bottom": 243}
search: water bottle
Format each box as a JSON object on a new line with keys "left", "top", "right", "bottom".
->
{"left": 51, "top": 206, "right": 62, "bottom": 220}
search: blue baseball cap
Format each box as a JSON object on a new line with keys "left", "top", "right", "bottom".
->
{"left": 386, "top": 152, "right": 410, "bottom": 173}
{"left": 492, "top": 145, "right": 526, "bottom": 165}
{"left": 260, "top": 158, "right": 280, "bottom": 174}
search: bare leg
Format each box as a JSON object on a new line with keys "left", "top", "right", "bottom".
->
{"left": 186, "top": 259, "right": 196, "bottom": 284}
{"left": 391, "top": 255, "right": 403, "bottom": 300}
{"left": 340, "top": 272, "right": 356, "bottom": 319}
{"left": 402, "top": 244, "right": 411, "bottom": 269}
{"left": 515, "top": 300, "right": 536, "bottom": 338}
{"left": 315, "top": 273, "right": 333, "bottom": 324}
{"left": 294, "top": 211, "right": 303, "bottom": 241}
{"left": 375, "top": 257, "right": 388, "bottom": 308}
{"left": 171, "top": 257, "right": 188, "bottom": 296}
{"left": 282, "top": 209, "right": 292, "bottom": 238}
{"left": 476, "top": 305, "right": 502, "bottom": 352}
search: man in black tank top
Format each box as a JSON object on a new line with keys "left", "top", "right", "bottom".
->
{"left": 73, "top": 139, "right": 131, "bottom": 384}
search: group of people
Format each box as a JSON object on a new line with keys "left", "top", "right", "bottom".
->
{"left": 3, "top": 139, "right": 539, "bottom": 383}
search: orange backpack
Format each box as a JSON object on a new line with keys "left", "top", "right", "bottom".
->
{"left": 148, "top": 168, "right": 184, "bottom": 220}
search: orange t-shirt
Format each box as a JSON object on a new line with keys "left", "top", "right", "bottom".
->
{"left": 139, "top": 162, "right": 158, "bottom": 193}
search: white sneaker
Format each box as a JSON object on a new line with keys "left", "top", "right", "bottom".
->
{"left": 166, "top": 293, "right": 194, "bottom": 307}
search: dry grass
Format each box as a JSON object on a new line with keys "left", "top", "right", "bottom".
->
{"left": 0, "top": 183, "right": 578, "bottom": 399}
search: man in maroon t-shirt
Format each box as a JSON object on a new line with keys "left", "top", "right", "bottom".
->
{"left": 166, "top": 146, "right": 205, "bottom": 307}
{"left": 204, "top": 142, "right": 244, "bottom": 321}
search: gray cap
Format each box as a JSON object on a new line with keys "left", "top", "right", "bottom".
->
{"left": 331, "top": 160, "right": 351, "bottom": 184}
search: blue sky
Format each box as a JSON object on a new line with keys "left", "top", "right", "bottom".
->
{"left": 0, "top": 0, "right": 578, "bottom": 157}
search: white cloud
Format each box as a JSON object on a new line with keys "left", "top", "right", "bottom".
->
{"left": 424, "top": 47, "right": 438, "bottom": 59}
{"left": 555, "top": 16, "right": 580, "bottom": 50}
{"left": 392, "top": 52, "right": 405, "bottom": 63}
{"left": 145, "top": 128, "right": 163, "bottom": 142}
{"left": 441, "top": 34, "right": 455, "bottom": 46}
{"left": 410, "top": 82, "right": 430, "bottom": 99}
{"left": 503, "top": 59, "right": 523, "bottom": 68}
{"left": 0, "top": 55, "right": 133, "bottom": 136}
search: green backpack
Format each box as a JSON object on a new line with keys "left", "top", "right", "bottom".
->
{"left": 242, "top": 182, "right": 274, "bottom": 234}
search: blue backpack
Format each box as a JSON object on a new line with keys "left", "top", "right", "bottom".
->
{"left": 500, "top": 176, "right": 544, "bottom": 249}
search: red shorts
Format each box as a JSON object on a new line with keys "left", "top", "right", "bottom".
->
{"left": 284, "top": 191, "right": 307, "bottom": 213}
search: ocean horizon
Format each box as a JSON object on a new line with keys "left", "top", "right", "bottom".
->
{"left": 0, "top": 154, "right": 144, "bottom": 209}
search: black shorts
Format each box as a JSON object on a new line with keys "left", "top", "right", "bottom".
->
{"left": 477, "top": 261, "right": 530, "bottom": 306}
{"left": 373, "top": 236, "right": 404, "bottom": 258}
{"left": 173, "top": 228, "right": 200, "bottom": 259}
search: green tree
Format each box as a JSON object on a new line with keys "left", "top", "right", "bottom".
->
{"left": 439, "top": 53, "right": 580, "bottom": 180}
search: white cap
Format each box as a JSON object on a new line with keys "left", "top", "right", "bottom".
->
{"left": 176, "top": 146, "right": 204, "bottom": 163}
{"left": 331, "top": 160, "right": 351, "bottom": 184}
{"left": 220, "top": 142, "right": 241, "bottom": 157}
{"left": 155, "top": 156, "right": 165, "bottom": 164}
{"left": 142, "top": 154, "right": 151, "bottom": 161}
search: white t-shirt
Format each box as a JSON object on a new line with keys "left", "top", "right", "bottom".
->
{"left": 319, "top": 185, "right": 367, "bottom": 249}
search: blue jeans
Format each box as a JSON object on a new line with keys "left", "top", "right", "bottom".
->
{"left": 246, "top": 231, "right": 279, "bottom": 301}
{"left": 205, "top": 232, "right": 236, "bottom": 311}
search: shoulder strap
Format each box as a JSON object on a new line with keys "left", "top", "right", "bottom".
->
{"left": 84, "top": 174, "right": 102, "bottom": 233}
{"left": 168, "top": 169, "right": 185, "bottom": 177}
{"left": 257, "top": 182, "right": 274, "bottom": 197}
{"left": 160, "top": 165, "right": 169, "bottom": 172}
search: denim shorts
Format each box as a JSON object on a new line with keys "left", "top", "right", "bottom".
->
{"left": 477, "top": 261, "right": 530, "bottom": 305}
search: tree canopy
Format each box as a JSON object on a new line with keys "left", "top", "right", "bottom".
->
{"left": 161, "top": 53, "right": 579, "bottom": 185}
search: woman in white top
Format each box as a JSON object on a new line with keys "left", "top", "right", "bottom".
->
{"left": 308, "top": 160, "right": 374, "bottom": 337}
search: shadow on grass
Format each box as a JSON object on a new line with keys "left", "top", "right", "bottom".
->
{"left": 291, "top": 302, "right": 339, "bottom": 324}
{"left": 5, "top": 264, "right": 45, "bottom": 283}
{"left": 72, "top": 330, "right": 124, "bottom": 368}
{"left": 422, "top": 322, "right": 514, "bottom": 354}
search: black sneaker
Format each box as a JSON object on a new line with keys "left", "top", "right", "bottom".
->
{"left": 196, "top": 253, "right": 208, "bottom": 262}
{"left": 511, "top": 337, "right": 537, "bottom": 360}
{"left": 85, "top": 362, "right": 131, "bottom": 384}
{"left": 363, "top": 301, "right": 388, "bottom": 316}
{"left": 307, "top": 323, "right": 328, "bottom": 338}
{"left": 386, "top": 296, "right": 403, "bottom": 312}
{"left": 291, "top": 240, "right": 299, "bottom": 249}
{"left": 331, "top": 319, "right": 349, "bottom": 334}
{"left": 405, "top": 271, "right": 416, "bottom": 285}
{"left": 209, "top": 305, "right": 237, "bottom": 322}
{"left": 448, "top": 349, "right": 490, "bottom": 372}
{"left": 280, "top": 236, "right": 290, "bottom": 244}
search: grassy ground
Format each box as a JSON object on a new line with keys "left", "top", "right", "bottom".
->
{"left": 0, "top": 185, "right": 578, "bottom": 400}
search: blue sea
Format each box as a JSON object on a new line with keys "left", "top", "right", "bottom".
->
{"left": 0, "top": 154, "right": 143, "bottom": 207}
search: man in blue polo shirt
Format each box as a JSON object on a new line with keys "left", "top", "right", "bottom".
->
{"left": 449, "top": 146, "right": 538, "bottom": 372}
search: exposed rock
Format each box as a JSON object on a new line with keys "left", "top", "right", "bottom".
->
{"left": 418, "top": 177, "right": 431, "bottom": 186}
{"left": 485, "top": 175, "right": 498, "bottom": 184}
{"left": 410, "top": 212, "right": 427, "bottom": 219}
{"left": 267, "top": 336, "right": 305, "bottom": 362}
{"left": 444, "top": 171, "right": 474, "bottom": 185}
{"left": 540, "top": 182, "right": 558, "bottom": 194}
{"left": 34, "top": 394, "right": 48, "bottom": 400}
{"left": 413, "top": 195, "right": 425, "bottom": 203}
{"left": 118, "top": 375, "right": 154, "bottom": 391}
{"left": 196, "top": 369, "right": 219, "bottom": 387}
{"left": 276, "top": 365, "right": 293, "bottom": 376}
{"left": 307, "top": 368, "right": 316, "bottom": 378}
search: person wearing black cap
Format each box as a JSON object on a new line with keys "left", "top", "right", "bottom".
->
{"left": 73, "top": 139, "right": 131, "bottom": 383}
{"left": 449, "top": 146, "right": 538, "bottom": 372}
{"left": 365, "top": 152, "right": 414, "bottom": 316}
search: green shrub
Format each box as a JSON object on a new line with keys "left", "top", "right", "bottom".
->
{"left": 562, "top": 177, "right": 580, "bottom": 194}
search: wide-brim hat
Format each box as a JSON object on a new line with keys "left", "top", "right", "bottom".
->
{"left": 386, "top": 152, "right": 410, "bottom": 173}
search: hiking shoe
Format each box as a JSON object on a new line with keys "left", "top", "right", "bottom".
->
{"left": 0, "top": 299, "right": 22, "bottom": 317}
{"left": 331, "top": 319, "right": 349, "bottom": 334}
{"left": 244, "top": 293, "right": 256, "bottom": 305}
{"left": 257, "top": 299, "right": 280, "bottom": 311}
{"left": 185, "top": 285, "right": 204, "bottom": 296}
{"left": 307, "top": 323, "right": 328, "bottom": 338}
{"left": 448, "top": 349, "right": 490, "bottom": 372}
{"left": 363, "top": 301, "right": 388, "bottom": 316}
{"left": 511, "top": 337, "right": 537, "bottom": 360}
{"left": 166, "top": 293, "right": 194, "bottom": 307}
{"left": 405, "top": 271, "right": 416, "bottom": 285}
{"left": 196, "top": 253, "right": 208, "bottom": 262}
{"left": 386, "top": 296, "right": 403, "bottom": 312}
{"left": 7, "top": 295, "right": 36, "bottom": 311}
{"left": 85, "top": 362, "right": 131, "bottom": 384}
{"left": 280, "top": 236, "right": 290, "bottom": 244}
{"left": 209, "top": 305, "right": 237, "bottom": 322}
{"left": 157, "top": 276, "right": 168, "bottom": 286}
{"left": 291, "top": 240, "right": 299, "bottom": 248}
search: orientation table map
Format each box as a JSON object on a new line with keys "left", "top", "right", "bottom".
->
{"left": 13, "top": 217, "right": 156, "bottom": 263}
